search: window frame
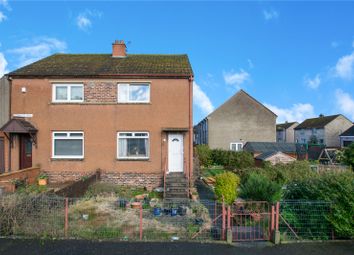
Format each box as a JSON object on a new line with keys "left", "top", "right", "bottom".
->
{"left": 52, "top": 131, "right": 84, "bottom": 159}
{"left": 230, "top": 142, "right": 243, "bottom": 151}
{"left": 117, "top": 83, "right": 150, "bottom": 103}
{"left": 117, "top": 131, "right": 150, "bottom": 160}
{"left": 52, "top": 84, "right": 84, "bottom": 103}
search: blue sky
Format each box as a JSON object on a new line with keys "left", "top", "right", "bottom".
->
{"left": 1, "top": 1, "right": 354, "bottom": 124}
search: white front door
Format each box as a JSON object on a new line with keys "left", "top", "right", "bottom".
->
{"left": 168, "top": 133, "right": 184, "bottom": 172}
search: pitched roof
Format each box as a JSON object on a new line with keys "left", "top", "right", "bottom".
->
{"left": 340, "top": 125, "right": 354, "bottom": 137}
{"left": 8, "top": 54, "right": 193, "bottom": 78}
{"left": 294, "top": 115, "right": 341, "bottom": 130}
{"left": 243, "top": 142, "right": 297, "bottom": 153}
{"left": 208, "top": 89, "right": 276, "bottom": 118}
{"left": 255, "top": 151, "right": 278, "bottom": 160}
{"left": 276, "top": 122, "right": 298, "bottom": 130}
{"left": 0, "top": 118, "right": 37, "bottom": 133}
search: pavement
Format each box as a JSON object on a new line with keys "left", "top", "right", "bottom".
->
{"left": 0, "top": 239, "right": 353, "bottom": 255}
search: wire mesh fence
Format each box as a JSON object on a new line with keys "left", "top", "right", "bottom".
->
{"left": 0, "top": 194, "right": 225, "bottom": 242}
{"left": 0, "top": 194, "right": 342, "bottom": 242}
{"left": 279, "top": 200, "right": 333, "bottom": 241}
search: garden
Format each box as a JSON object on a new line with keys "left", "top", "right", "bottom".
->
{"left": 195, "top": 144, "right": 354, "bottom": 241}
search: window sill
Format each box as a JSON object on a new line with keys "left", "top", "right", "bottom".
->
{"left": 117, "top": 158, "right": 150, "bottom": 161}
{"left": 117, "top": 102, "right": 151, "bottom": 105}
{"left": 51, "top": 158, "right": 84, "bottom": 161}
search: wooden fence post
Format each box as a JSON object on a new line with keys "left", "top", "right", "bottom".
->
{"left": 64, "top": 197, "right": 68, "bottom": 238}
{"left": 222, "top": 197, "right": 226, "bottom": 240}
{"left": 139, "top": 203, "right": 143, "bottom": 240}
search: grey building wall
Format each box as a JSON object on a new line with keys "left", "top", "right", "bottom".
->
{"left": 0, "top": 76, "right": 10, "bottom": 127}
{"left": 207, "top": 90, "right": 276, "bottom": 150}
{"left": 325, "top": 115, "right": 352, "bottom": 147}
{"left": 295, "top": 128, "right": 325, "bottom": 144}
{"left": 277, "top": 123, "right": 298, "bottom": 143}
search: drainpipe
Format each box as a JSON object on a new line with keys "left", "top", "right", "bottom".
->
{"left": 188, "top": 76, "right": 194, "bottom": 188}
{"left": 7, "top": 75, "right": 12, "bottom": 172}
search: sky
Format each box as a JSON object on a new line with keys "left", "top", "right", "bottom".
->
{"left": 1, "top": 1, "right": 354, "bottom": 125}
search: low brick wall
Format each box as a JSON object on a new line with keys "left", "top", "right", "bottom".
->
{"left": 45, "top": 170, "right": 163, "bottom": 190}
{"left": 100, "top": 172, "right": 163, "bottom": 190}
{"left": 0, "top": 167, "right": 40, "bottom": 192}
{"left": 45, "top": 171, "right": 95, "bottom": 183}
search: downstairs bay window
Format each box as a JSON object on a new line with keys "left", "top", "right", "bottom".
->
{"left": 117, "top": 132, "right": 149, "bottom": 159}
{"left": 52, "top": 132, "right": 84, "bottom": 159}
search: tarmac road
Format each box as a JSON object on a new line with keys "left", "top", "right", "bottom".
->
{"left": 0, "top": 239, "right": 353, "bottom": 255}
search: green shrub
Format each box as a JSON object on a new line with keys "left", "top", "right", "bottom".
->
{"left": 210, "top": 149, "right": 254, "bottom": 169}
{"left": 283, "top": 171, "right": 354, "bottom": 238}
{"left": 214, "top": 172, "right": 240, "bottom": 205}
{"left": 195, "top": 145, "right": 212, "bottom": 167}
{"left": 239, "top": 172, "right": 282, "bottom": 203}
{"left": 342, "top": 143, "right": 354, "bottom": 169}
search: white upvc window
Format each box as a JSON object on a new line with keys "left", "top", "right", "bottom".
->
{"left": 230, "top": 142, "right": 243, "bottom": 151}
{"left": 117, "top": 132, "right": 149, "bottom": 159}
{"left": 118, "top": 83, "right": 150, "bottom": 103}
{"left": 52, "top": 131, "right": 84, "bottom": 159}
{"left": 52, "top": 84, "right": 84, "bottom": 103}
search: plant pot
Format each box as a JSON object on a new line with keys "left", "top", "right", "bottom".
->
{"left": 131, "top": 202, "right": 141, "bottom": 209}
{"left": 170, "top": 208, "right": 178, "bottom": 216}
{"left": 118, "top": 199, "right": 127, "bottom": 208}
{"left": 38, "top": 179, "right": 47, "bottom": 186}
{"left": 153, "top": 207, "right": 161, "bottom": 216}
{"left": 177, "top": 206, "right": 187, "bottom": 216}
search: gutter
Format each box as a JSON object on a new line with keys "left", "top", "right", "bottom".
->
{"left": 6, "top": 75, "right": 12, "bottom": 172}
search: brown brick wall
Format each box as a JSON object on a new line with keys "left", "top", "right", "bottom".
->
{"left": 46, "top": 170, "right": 163, "bottom": 190}
{"left": 0, "top": 167, "right": 40, "bottom": 192}
{"left": 84, "top": 81, "right": 117, "bottom": 103}
{"left": 100, "top": 172, "right": 163, "bottom": 190}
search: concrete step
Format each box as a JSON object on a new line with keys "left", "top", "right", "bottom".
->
{"left": 165, "top": 193, "right": 189, "bottom": 199}
{"left": 167, "top": 187, "right": 187, "bottom": 193}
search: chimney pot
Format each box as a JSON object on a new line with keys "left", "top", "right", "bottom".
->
{"left": 112, "top": 39, "right": 127, "bottom": 58}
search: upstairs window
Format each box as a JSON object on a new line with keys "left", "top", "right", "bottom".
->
{"left": 230, "top": 142, "right": 243, "bottom": 151}
{"left": 118, "top": 84, "right": 150, "bottom": 103}
{"left": 53, "top": 84, "right": 84, "bottom": 103}
{"left": 52, "top": 132, "right": 84, "bottom": 159}
{"left": 117, "top": 132, "right": 149, "bottom": 159}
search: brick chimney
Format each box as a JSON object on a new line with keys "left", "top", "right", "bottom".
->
{"left": 112, "top": 40, "right": 126, "bottom": 58}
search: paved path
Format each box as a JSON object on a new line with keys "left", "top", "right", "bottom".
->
{"left": 0, "top": 239, "right": 353, "bottom": 255}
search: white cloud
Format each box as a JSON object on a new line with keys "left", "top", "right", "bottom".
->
{"left": 335, "top": 89, "right": 354, "bottom": 120}
{"left": 264, "top": 103, "right": 315, "bottom": 123}
{"left": 193, "top": 82, "right": 214, "bottom": 115}
{"left": 76, "top": 10, "right": 102, "bottom": 31}
{"left": 263, "top": 9, "right": 279, "bottom": 20}
{"left": 334, "top": 51, "right": 354, "bottom": 81}
{"left": 8, "top": 37, "right": 67, "bottom": 67}
{"left": 223, "top": 69, "right": 250, "bottom": 88}
{"left": 0, "top": 52, "right": 8, "bottom": 77}
{"left": 304, "top": 74, "right": 321, "bottom": 89}
{"left": 0, "top": 11, "right": 6, "bottom": 22}
{"left": 0, "top": 0, "right": 10, "bottom": 10}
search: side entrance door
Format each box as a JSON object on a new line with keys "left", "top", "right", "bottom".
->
{"left": 19, "top": 135, "right": 32, "bottom": 169}
{"left": 168, "top": 133, "right": 184, "bottom": 173}
{"left": 0, "top": 137, "right": 4, "bottom": 173}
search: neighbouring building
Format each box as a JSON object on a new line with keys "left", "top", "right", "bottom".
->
{"left": 194, "top": 90, "right": 277, "bottom": 151}
{"left": 254, "top": 151, "right": 296, "bottom": 166}
{"left": 339, "top": 125, "right": 354, "bottom": 148}
{"left": 0, "top": 40, "right": 194, "bottom": 192}
{"left": 243, "top": 142, "right": 297, "bottom": 158}
{"left": 294, "top": 114, "right": 352, "bottom": 148}
{"left": 276, "top": 122, "right": 298, "bottom": 143}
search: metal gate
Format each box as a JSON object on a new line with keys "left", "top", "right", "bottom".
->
{"left": 229, "top": 201, "right": 271, "bottom": 241}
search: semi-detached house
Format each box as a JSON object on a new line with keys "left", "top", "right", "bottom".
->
{"left": 0, "top": 40, "right": 194, "bottom": 194}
